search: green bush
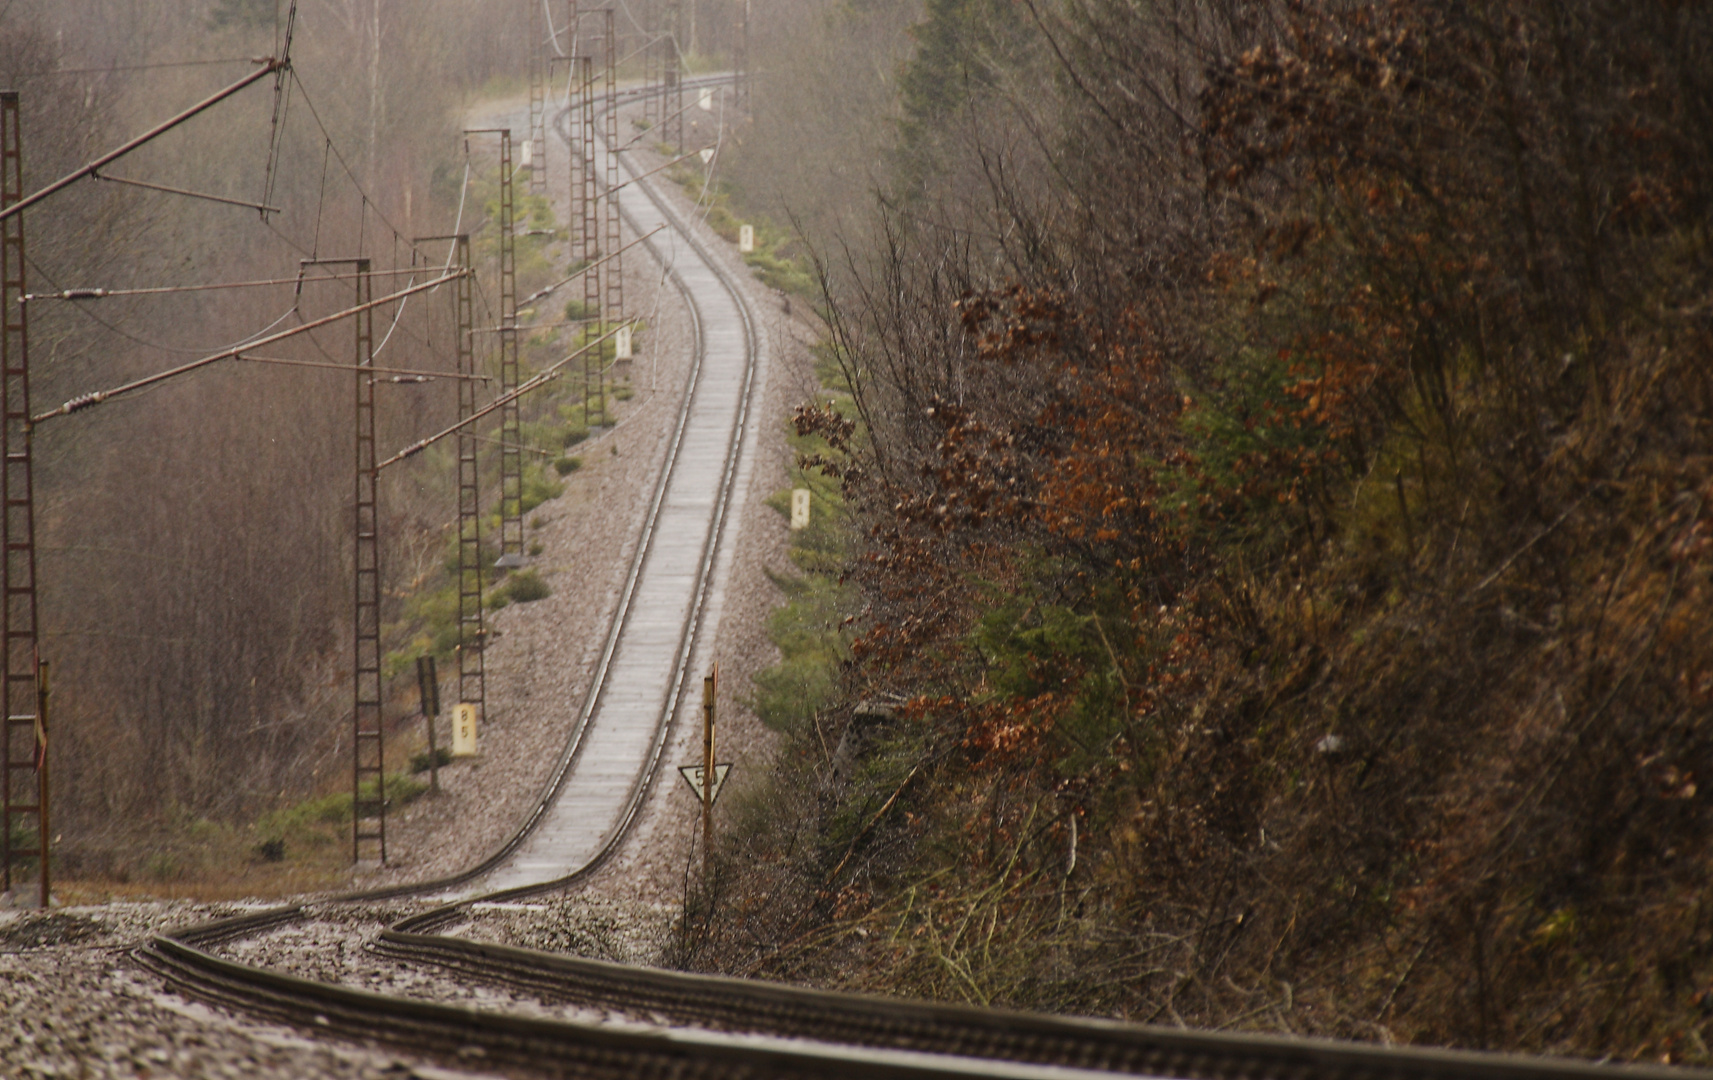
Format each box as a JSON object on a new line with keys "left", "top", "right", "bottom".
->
{"left": 505, "top": 569, "right": 551, "bottom": 603}
{"left": 520, "top": 465, "right": 565, "bottom": 514}
{"left": 409, "top": 747, "right": 452, "bottom": 774}
{"left": 554, "top": 455, "right": 582, "bottom": 475}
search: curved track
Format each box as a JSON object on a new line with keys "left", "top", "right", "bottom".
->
{"left": 132, "top": 78, "right": 1713, "bottom": 1080}
{"left": 472, "top": 91, "right": 757, "bottom": 896}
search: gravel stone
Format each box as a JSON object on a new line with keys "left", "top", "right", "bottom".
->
{"left": 9, "top": 86, "right": 820, "bottom": 1074}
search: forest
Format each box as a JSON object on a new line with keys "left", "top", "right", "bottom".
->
{"left": 0, "top": 0, "right": 542, "bottom": 881}
{"left": 693, "top": 0, "right": 1713, "bottom": 1063}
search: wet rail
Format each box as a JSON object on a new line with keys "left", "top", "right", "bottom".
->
{"left": 134, "top": 75, "right": 1713, "bottom": 1080}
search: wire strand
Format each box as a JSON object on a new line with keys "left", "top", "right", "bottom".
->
{"left": 290, "top": 69, "right": 428, "bottom": 265}
{"left": 8, "top": 57, "right": 261, "bottom": 79}
{"left": 27, "top": 255, "right": 300, "bottom": 356}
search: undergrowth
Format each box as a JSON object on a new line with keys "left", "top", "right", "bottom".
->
{"left": 674, "top": 0, "right": 1713, "bottom": 1065}
{"left": 668, "top": 165, "right": 817, "bottom": 298}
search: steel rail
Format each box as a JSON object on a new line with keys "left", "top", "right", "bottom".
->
{"left": 368, "top": 932, "right": 1708, "bottom": 1080}
{"left": 137, "top": 929, "right": 1132, "bottom": 1080}
{"left": 133, "top": 69, "right": 771, "bottom": 1059}
{"left": 130, "top": 73, "right": 1705, "bottom": 1080}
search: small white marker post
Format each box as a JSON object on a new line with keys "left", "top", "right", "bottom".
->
{"left": 615, "top": 323, "right": 632, "bottom": 360}
{"left": 698, "top": 147, "right": 714, "bottom": 165}
{"left": 698, "top": 87, "right": 714, "bottom": 111}
{"left": 452, "top": 702, "right": 479, "bottom": 757}
{"left": 520, "top": 140, "right": 532, "bottom": 168}
{"left": 790, "top": 488, "right": 811, "bottom": 530}
{"left": 738, "top": 224, "right": 754, "bottom": 253}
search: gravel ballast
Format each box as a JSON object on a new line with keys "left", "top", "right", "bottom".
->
{"left": 6, "top": 86, "right": 824, "bottom": 1077}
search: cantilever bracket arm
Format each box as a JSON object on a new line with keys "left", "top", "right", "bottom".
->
{"left": 31, "top": 270, "right": 466, "bottom": 425}
{"left": 0, "top": 57, "right": 283, "bottom": 224}
{"left": 91, "top": 169, "right": 281, "bottom": 216}
{"left": 378, "top": 323, "right": 626, "bottom": 471}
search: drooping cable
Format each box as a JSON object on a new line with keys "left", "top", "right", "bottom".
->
{"left": 26, "top": 256, "right": 299, "bottom": 357}
{"left": 261, "top": 0, "right": 299, "bottom": 215}
{"left": 289, "top": 69, "right": 430, "bottom": 265}
{"left": 310, "top": 137, "right": 331, "bottom": 260}
{"left": 544, "top": 0, "right": 567, "bottom": 58}
{"left": 23, "top": 264, "right": 443, "bottom": 302}
{"left": 34, "top": 271, "right": 466, "bottom": 424}
{"left": 8, "top": 57, "right": 259, "bottom": 80}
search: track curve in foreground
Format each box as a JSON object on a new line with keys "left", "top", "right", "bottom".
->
{"left": 135, "top": 78, "right": 1713, "bottom": 1080}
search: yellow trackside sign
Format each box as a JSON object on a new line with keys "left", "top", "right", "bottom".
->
{"left": 453, "top": 702, "right": 479, "bottom": 756}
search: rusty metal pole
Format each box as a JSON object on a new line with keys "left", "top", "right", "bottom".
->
{"left": 451, "top": 235, "right": 485, "bottom": 731}
{"left": 701, "top": 665, "right": 715, "bottom": 881}
{"left": 466, "top": 129, "right": 523, "bottom": 566}
{"left": 578, "top": 55, "right": 601, "bottom": 424}
{"left": 643, "top": 0, "right": 658, "bottom": 126}
{"left": 350, "top": 257, "right": 385, "bottom": 864}
{"left": 568, "top": 0, "right": 581, "bottom": 190}
{"left": 416, "top": 230, "right": 486, "bottom": 738}
{"left": 298, "top": 253, "right": 390, "bottom": 866}
{"left": 0, "top": 90, "right": 46, "bottom": 906}
{"left": 567, "top": 15, "right": 585, "bottom": 274}
{"left": 666, "top": 0, "right": 685, "bottom": 155}
{"left": 528, "top": 0, "right": 547, "bottom": 194}
{"left": 603, "top": 5, "right": 623, "bottom": 423}
{"left": 497, "top": 131, "right": 523, "bottom": 567}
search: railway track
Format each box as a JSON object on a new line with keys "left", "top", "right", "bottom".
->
{"left": 131, "top": 77, "right": 1713, "bottom": 1080}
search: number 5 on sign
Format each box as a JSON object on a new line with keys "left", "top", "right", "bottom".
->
{"left": 678, "top": 763, "right": 732, "bottom": 803}
{"left": 453, "top": 703, "right": 479, "bottom": 757}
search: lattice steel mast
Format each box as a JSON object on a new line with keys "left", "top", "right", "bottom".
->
{"left": 577, "top": 55, "right": 601, "bottom": 420}
{"left": 666, "top": 0, "right": 685, "bottom": 154}
{"left": 346, "top": 258, "right": 385, "bottom": 864}
{"left": 0, "top": 91, "right": 46, "bottom": 907}
{"left": 643, "top": 0, "right": 661, "bottom": 127}
{"left": 527, "top": 0, "right": 548, "bottom": 194}
{"left": 412, "top": 233, "right": 488, "bottom": 734}
{"left": 452, "top": 235, "right": 485, "bottom": 724}
{"left": 468, "top": 128, "right": 524, "bottom": 567}
{"left": 603, "top": 7, "right": 623, "bottom": 350}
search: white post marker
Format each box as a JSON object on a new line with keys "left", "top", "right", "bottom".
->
{"left": 520, "top": 140, "right": 533, "bottom": 168}
{"left": 452, "top": 702, "right": 479, "bottom": 756}
{"left": 738, "top": 224, "right": 754, "bottom": 253}
{"left": 678, "top": 762, "right": 732, "bottom": 802}
{"left": 790, "top": 488, "right": 811, "bottom": 530}
{"left": 698, "top": 87, "right": 714, "bottom": 111}
{"left": 699, "top": 147, "right": 714, "bottom": 164}
{"left": 615, "top": 323, "right": 632, "bottom": 360}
